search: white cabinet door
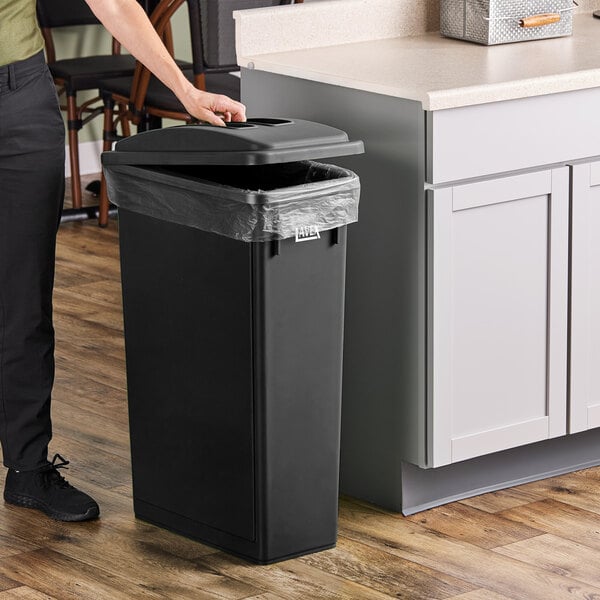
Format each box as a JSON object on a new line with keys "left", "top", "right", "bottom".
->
{"left": 570, "top": 162, "right": 600, "bottom": 433}
{"left": 428, "top": 168, "right": 569, "bottom": 467}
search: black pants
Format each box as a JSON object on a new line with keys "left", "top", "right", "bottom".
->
{"left": 0, "top": 52, "right": 64, "bottom": 471}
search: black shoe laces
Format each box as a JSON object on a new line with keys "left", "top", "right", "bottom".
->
{"left": 38, "top": 454, "right": 73, "bottom": 490}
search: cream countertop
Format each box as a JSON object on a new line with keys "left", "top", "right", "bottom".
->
{"left": 234, "top": 1, "right": 600, "bottom": 111}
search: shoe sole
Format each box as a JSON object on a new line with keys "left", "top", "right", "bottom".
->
{"left": 4, "top": 491, "right": 100, "bottom": 522}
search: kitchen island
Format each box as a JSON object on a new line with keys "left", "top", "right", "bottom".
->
{"left": 234, "top": 0, "right": 600, "bottom": 514}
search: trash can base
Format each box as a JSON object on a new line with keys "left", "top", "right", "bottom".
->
{"left": 134, "top": 498, "right": 337, "bottom": 564}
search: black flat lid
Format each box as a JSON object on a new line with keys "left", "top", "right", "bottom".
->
{"left": 101, "top": 118, "right": 364, "bottom": 166}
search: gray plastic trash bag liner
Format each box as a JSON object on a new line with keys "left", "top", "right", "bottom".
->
{"left": 104, "top": 161, "right": 360, "bottom": 242}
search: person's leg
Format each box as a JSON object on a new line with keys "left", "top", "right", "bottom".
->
{"left": 0, "top": 53, "right": 98, "bottom": 521}
{"left": 0, "top": 52, "right": 64, "bottom": 472}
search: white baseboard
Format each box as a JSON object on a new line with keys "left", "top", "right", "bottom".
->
{"left": 64, "top": 140, "right": 103, "bottom": 178}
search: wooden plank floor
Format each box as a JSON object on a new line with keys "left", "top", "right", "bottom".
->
{"left": 1, "top": 175, "right": 600, "bottom": 599}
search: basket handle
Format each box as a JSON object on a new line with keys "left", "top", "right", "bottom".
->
{"left": 519, "top": 13, "right": 561, "bottom": 27}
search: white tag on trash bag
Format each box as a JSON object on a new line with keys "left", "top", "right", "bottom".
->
{"left": 295, "top": 226, "right": 321, "bottom": 243}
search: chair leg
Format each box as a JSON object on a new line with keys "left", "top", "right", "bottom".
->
{"left": 118, "top": 103, "right": 131, "bottom": 138}
{"left": 66, "top": 92, "right": 83, "bottom": 209}
{"left": 99, "top": 96, "right": 117, "bottom": 227}
{"left": 98, "top": 171, "right": 110, "bottom": 228}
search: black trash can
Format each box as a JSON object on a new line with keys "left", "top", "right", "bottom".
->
{"left": 102, "top": 118, "right": 363, "bottom": 564}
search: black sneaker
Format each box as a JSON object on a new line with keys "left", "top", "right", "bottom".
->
{"left": 3, "top": 454, "right": 100, "bottom": 522}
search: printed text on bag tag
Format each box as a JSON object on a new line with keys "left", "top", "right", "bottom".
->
{"left": 295, "top": 226, "right": 321, "bottom": 243}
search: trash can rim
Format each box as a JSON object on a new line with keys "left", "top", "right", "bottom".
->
{"left": 105, "top": 161, "right": 360, "bottom": 206}
{"left": 101, "top": 142, "right": 364, "bottom": 167}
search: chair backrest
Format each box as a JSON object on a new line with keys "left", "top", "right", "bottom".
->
{"left": 197, "top": 0, "right": 294, "bottom": 71}
{"left": 37, "top": 0, "right": 128, "bottom": 62}
{"left": 36, "top": 0, "right": 100, "bottom": 29}
{"left": 155, "top": 0, "right": 292, "bottom": 81}
{"left": 37, "top": 0, "right": 121, "bottom": 63}
{"left": 128, "top": 0, "right": 296, "bottom": 120}
{"left": 129, "top": 0, "right": 189, "bottom": 118}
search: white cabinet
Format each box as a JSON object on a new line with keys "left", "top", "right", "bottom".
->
{"left": 428, "top": 169, "right": 570, "bottom": 466}
{"left": 570, "top": 161, "right": 600, "bottom": 433}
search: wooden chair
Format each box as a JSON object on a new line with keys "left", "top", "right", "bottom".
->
{"left": 36, "top": 0, "right": 142, "bottom": 209}
{"left": 97, "top": 0, "right": 296, "bottom": 226}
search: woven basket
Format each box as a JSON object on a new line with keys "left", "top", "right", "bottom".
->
{"left": 440, "top": 0, "right": 574, "bottom": 45}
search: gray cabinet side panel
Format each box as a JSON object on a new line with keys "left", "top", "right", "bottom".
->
{"left": 242, "top": 70, "right": 426, "bottom": 510}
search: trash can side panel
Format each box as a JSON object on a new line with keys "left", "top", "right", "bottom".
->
{"left": 253, "top": 230, "right": 347, "bottom": 561}
{"left": 118, "top": 210, "right": 256, "bottom": 542}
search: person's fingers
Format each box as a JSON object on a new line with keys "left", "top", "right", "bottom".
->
{"left": 230, "top": 105, "right": 246, "bottom": 122}
{"left": 212, "top": 95, "right": 246, "bottom": 122}
{"left": 197, "top": 108, "right": 226, "bottom": 127}
{"left": 182, "top": 90, "right": 246, "bottom": 125}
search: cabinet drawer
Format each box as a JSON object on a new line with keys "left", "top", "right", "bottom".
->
{"left": 427, "top": 87, "right": 600, "bottom": 185}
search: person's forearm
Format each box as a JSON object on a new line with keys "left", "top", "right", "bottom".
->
{"left": 84, "top": 0, "right": 246, "bottom": 124}
{"left": 85, "top": 0, "right": 190, "bottom": 101}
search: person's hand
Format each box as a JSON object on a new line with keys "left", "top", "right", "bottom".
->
{"left": 180, "top": 86, "right": 246, "bottom": 127}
